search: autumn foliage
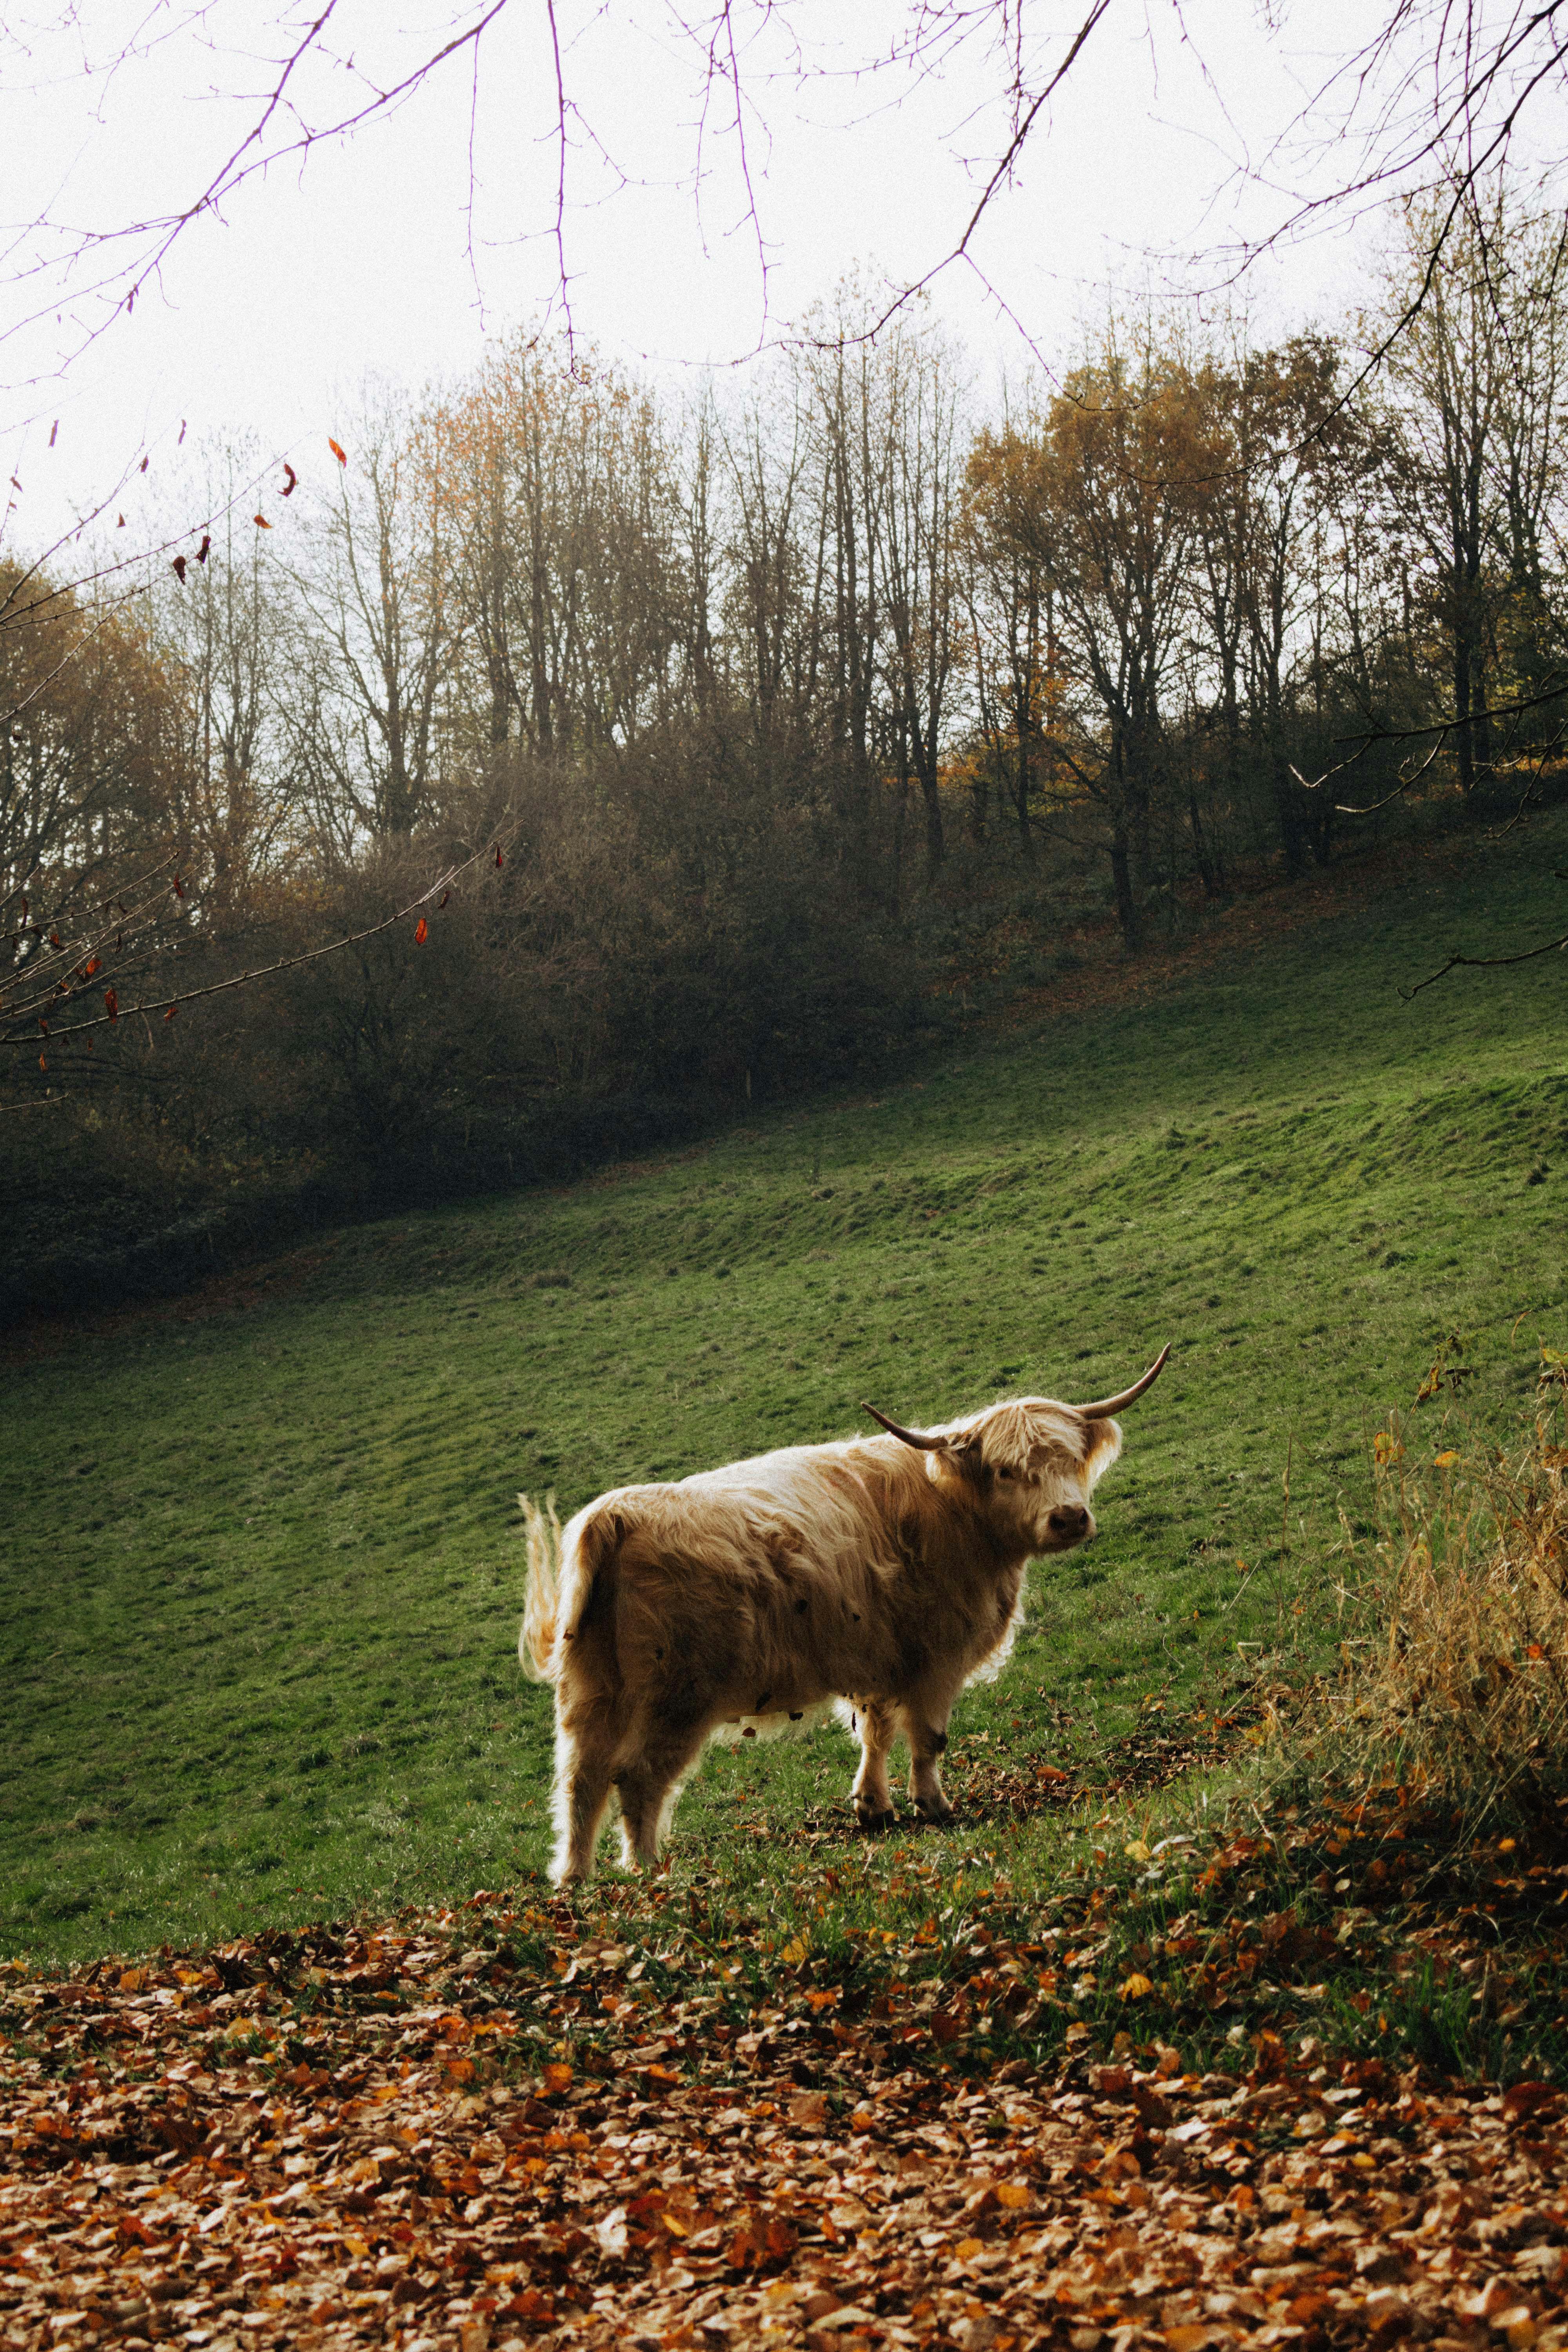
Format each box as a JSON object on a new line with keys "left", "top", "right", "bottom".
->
{"left": 5, "top": 188, "right": 1568, "bottom": 1297}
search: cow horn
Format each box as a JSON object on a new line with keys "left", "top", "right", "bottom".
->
{"left": 860, "top": 1401, "right": 955, "bottom": 1452}
{"left": 1070, "top": 1343, "right": 1172, "bottom": 1420}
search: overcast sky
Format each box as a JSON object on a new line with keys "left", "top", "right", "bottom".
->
{"left": 0, "top": 0, "right": 1551, "bottom": 563}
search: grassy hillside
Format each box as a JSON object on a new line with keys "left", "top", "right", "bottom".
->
{"left": 5, "top": 814, "right": 1566, "bottom": 1965}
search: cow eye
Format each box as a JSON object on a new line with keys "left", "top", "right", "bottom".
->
{"left": 997, "top": 1467, "right": 1014, "bottom": 1481}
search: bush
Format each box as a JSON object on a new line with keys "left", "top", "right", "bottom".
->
{"left": 1322, "top": 1351, "right": 1568, "bottom": 1825}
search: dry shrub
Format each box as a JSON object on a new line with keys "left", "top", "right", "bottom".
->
{"left": 1325, "top": 1353, "right": 1568, "bottom": 1823}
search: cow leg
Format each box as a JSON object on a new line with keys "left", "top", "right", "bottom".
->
{"left": 904, "top": 1686, "right": 961, "bottom": 1822}
{"left": 851, "top": 1700, "right": 898, "bottom": 1830}
{"left": 552, "top": 1717, "right": 618, "bottom": 1886}
{"left": 616, "top": 1725, "right": 706, "bottom": 1871}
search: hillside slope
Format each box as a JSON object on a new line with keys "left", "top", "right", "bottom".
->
{"left": 4, "top": 811, "right": 1566, "bottom": 1962}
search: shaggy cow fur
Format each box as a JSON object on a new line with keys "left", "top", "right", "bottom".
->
{"left": 519, "top": 1370, "right": 1165, "bottom": 1884}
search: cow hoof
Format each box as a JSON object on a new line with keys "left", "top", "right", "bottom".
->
{"left": 914, "top": 1800, "right": 955, "bottom": 1824}
{"left": 855, "top": 1805, "right": 896, "bottom": 1833}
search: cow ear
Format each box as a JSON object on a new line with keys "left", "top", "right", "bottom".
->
{"left": 1081, "top": 1417, "right": 1123, "bottom": 1489}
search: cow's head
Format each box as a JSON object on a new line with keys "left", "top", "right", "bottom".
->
{"left": 861, "top": 1345, "right": 1169, "bottom": 1554}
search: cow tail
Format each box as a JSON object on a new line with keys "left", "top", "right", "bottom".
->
{"left": 520, "top": 1497, "right": 621, "bottom": 1688}
{"left": 518, "top": 1492, "right": 564, "bottom": 1681}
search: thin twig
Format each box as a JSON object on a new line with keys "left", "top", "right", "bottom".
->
{"left": 1399, "top": 923, "right": 1568, "bottom": 1001}
{"left": 2, "top": 838, "right": 508, "bottom": 1052}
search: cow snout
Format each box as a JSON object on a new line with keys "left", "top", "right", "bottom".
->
{"left": 1047, "top": 1504, "right": 1093, "bottom": 1546}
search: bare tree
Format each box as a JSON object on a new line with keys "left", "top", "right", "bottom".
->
{"left": 1031, "top": 323, "right": 1205, "bottom": 946}
{"left": 876, "top": 320, "right": 967, "bottom": 881}
{"left": 800, "top": 319, "right": 889, "bottom": 895}
{"left": 436, "top": 334, "right": 684, "bottom": 766}
{"left": 154, "top": 443, "right": 310, "bottom": 907}
{"left": 291, "top": 387, "right": 459, "bottom": 846}
{"left": 963, "top": 414, "right": 1054, "bottom": 862}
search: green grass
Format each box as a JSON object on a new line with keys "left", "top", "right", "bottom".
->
{"left": 5, "top": 812, "right": 1567, "bottom": 1966}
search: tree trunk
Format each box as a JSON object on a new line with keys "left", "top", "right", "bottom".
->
{"left": 1109, "top": 820, "right": 1140, "bottom": 950}
{"left": 968, "top": 763, "right": 988, "bottom": 845}
{"left": 1187, "top": 785, "right": 1219, "bottom": 897}
{"left": 1015, "top": 726, "right": 1035, "bottom": 862}
{"left": 1272, "top": 750, "right": 1306, "bottom": 877}
{"left": 1452, "top": 621, "right": 1475, "bottom": 795}
{"left": 889, "top": 777, "right": 908, "bottom": 916}
{"left": 920, "top": 772, "right": 944, "bottom": 880}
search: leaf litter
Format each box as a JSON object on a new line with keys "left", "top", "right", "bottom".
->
{"left": 7, "top": 1772, "right": 1568, "bottom": 2351}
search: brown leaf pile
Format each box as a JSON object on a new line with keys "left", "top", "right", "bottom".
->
{"left": 4, "top": 1889, "right": 1568, "bottom": 2352}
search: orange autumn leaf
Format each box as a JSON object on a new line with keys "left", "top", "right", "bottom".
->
{"left": 414, "top": 916, "right": 428, "bottom": 944}
{"left": 103, "top": 987, "right": 119, "bottom": 1020}
{"left": 329, "top": 437, "right": 347, "bottom": 465}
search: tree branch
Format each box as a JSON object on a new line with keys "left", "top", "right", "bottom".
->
{"left": 3, "top": 837, "right": 509, "bottom": 1056}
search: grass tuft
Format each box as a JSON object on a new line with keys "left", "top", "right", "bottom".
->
{"left": 1319, "top": 1362, "right": 1568, "bottom": 1833}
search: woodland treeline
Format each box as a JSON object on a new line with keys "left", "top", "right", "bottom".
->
{"left": 4, "top": 185, "right": 1567, "bottom": 1299}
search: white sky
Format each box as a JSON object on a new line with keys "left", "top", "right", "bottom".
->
{"left": 0, "top": 0, "right": 1557, "bottom": 563}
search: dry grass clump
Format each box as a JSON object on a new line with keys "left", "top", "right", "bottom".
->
{"left": 1327, "top": 1355, "right": 1568, "bottom": 1824}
